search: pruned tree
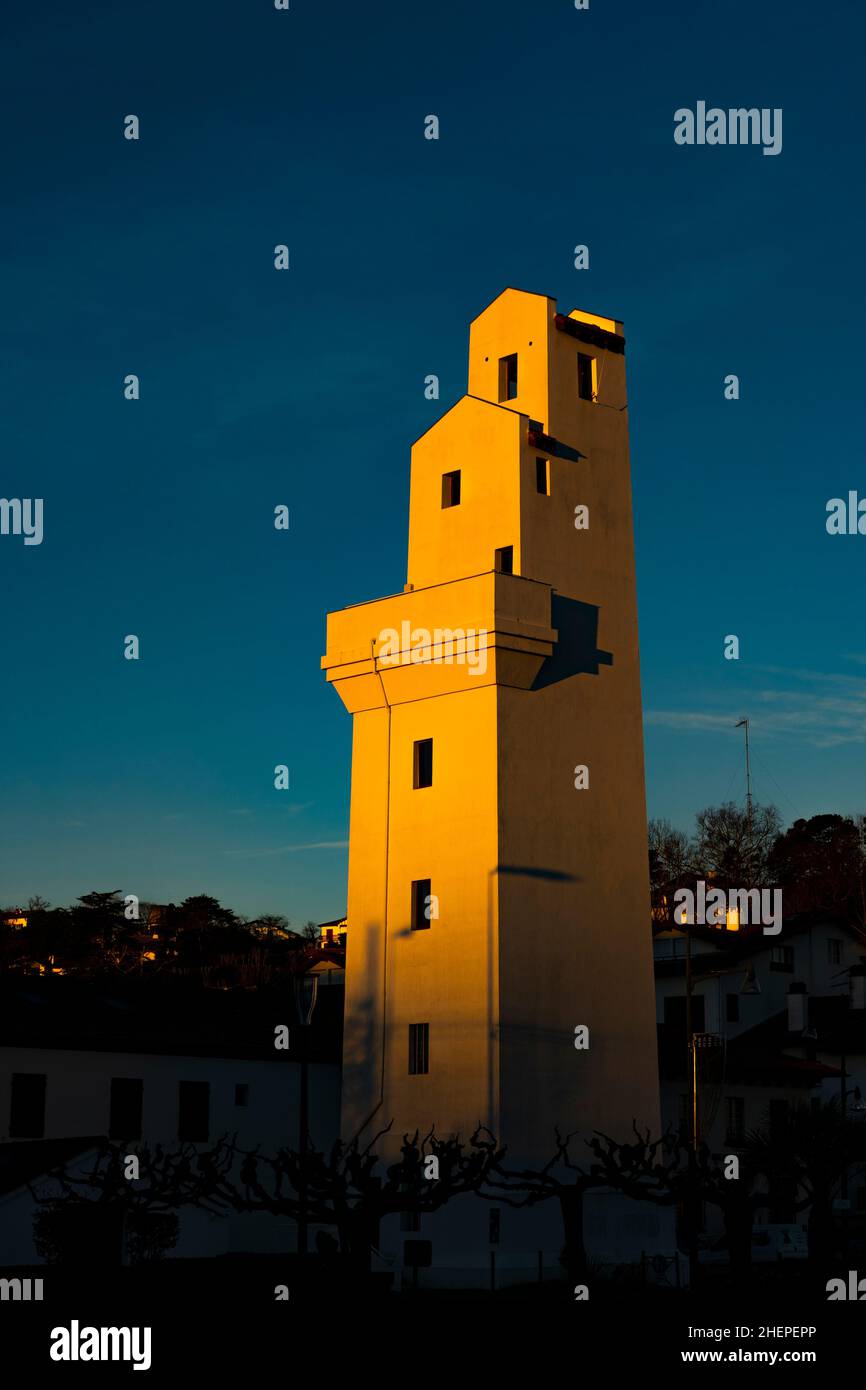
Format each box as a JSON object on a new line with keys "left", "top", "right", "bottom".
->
{"left": 29, "top": 1139, "right": 232, "bottom": 1265}
{"left": 483, "top": 1124, "right": 686, "bottom": 1282}
{"left": 27, "top": 1127, "right": 504, "bottom": 1278}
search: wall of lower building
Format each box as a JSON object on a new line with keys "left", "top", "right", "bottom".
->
{"left": 0, "top": 1047, "right": 340, "bottom": 1152}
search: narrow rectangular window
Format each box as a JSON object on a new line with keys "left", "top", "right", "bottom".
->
{"left": 109, "top": 1077, "right": 143, "bottom": 1140}
{"left": 577, "top": 352, "right": 595, "bottom": 401}
{"left": 768, "top": 1098, "right": 788, "bottom": 1139}
{"left": 413, "top": 738, "right": 433, "bottom": 789}
{"left": 498, "top": 353, "right": 518, "bottom": 402}
{"left": 535, "top": 457, "right": 549, "bottom": 495}
{"left": 494, "top": 545, "right": 513, "bottom": 575}
{"left": 408, "top": 1023, "right": 430, "bottom": 1075}
{"left": 234, "top": 1083, "right": 249, "bottom": 1108}
{"left": 726, "top": 993, "right": 739, "bottom": 1024}
{"left": 10, "top": 1073, "right": 46, "bottom": 1138}
{"left": 725, "top": 1097, "right": 745, "bottom": 1144}
{"left": 441, "top": 470, "right": 461, "bottom": 508}
{"left": 178, "top": 1080, "right": 210, "bottom": 1141}
{"left": 677, "top": 1093, "right": 690, "bottom": 1142}
{"left": 411, "top": 878, "right": 432, "bottom": 930}
{"left": 828, "top": 939, "right": 842, "bottom": 965}
{"left": 770, "top": 945, "right": 794, "bottom": 972}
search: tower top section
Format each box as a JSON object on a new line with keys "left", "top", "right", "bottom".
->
{"left": 467, "top": 287, "right": 624, "bottom": 446}
{"left": 405, "top": 288, "right": 630, "bottom": 597}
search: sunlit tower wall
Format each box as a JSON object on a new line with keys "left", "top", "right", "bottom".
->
{"left": 322, "top": 288, "right": 660, "bottom": 1170}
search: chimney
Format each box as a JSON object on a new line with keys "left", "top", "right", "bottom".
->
{"left": 850, "top": 964, "right": 866, "bottom": 1011}
{"left": 787, "top": 982, "right": 808, "bottom": 1034}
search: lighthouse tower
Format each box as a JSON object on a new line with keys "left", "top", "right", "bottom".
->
{"left": 322, "top": 288, "right": 660, "bottom": 1173}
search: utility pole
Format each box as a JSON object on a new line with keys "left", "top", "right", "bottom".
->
{"left": 736, "top": 718, "right": 753, "bottom": 884}
{"left": 684, "top": 924, "right": 700, "bottom": 1286}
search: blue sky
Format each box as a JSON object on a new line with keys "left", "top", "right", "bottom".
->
{"left": 1, "top": 0, "right": 864, "bottom": 922}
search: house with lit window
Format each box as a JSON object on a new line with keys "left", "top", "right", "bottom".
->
{"left": 654, "top": 911, "right": 866, "bottom": 1232}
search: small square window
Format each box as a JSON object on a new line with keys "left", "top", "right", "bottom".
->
{"left": 494, "top": 545, "right": 513, "bottom": 575}
{"left": 535, "top": 457, "right": 549, "bottom": 495}
{"left": 578, "top": 352, "right": 596, "bottom": 401}
{"left": 498, "top": 353, "right": 518, "bottom": 402}
{"left": 413, "top": 738, "right": 433, "bottom": 789}
{"left": 770, "top": 945, "right": 794, "bottom": 972}
{"left": 441, "top": 470, "right": 461, "bottom": 508}
{"left": 411, "top": 878, "right": 432, "bottom": 930}
{"left": 409, "top": 1023, "right": 430, "bottom": 1075}
{"left": 234, "top": 1083, "right": 249, "bottom": 1108}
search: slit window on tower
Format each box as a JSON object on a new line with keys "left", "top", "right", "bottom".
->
{"left": 441, "top": 470, "right": 461, "bottom": 508}
{"left": 413, "top": 738, "right": 433, "bottom": 789}
{"left": 411, "top": 878, "right": 432, "bottom": 930}
{"left": 577, "top": 352, "right": 596, "bottom": 401}
{"left": 408, "top": 1023, "right": 430, "bottom": 1075}
{"left": 494, "top": 545, "right": 513, "bottom": 575}
{"left": 536, "top": 457, "right": 549, "bottom": 495}
{"left": 498, "top": 353, "right": 518, "bottom": 402}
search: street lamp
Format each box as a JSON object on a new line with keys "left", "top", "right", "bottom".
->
{"left": 293, "top": 971, "right": 319, "bottom": 1256}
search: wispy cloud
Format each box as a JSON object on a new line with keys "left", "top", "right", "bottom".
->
{"left": 646, "top": 666, "right": 866, "bottom": 749}
{"left": 221, "top": 839, "right": 348, "bottom": 859}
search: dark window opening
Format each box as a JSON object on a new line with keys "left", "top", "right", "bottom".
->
{"left": 494, "top": 545, "right": 513, "bottom": 575}
{"left": 441, "top": 470, "right": 461, "bottom": 508}
{"left": 411, "top": 878, "right": 432, "bottom": 930}
{"left": 725, "top": 1097, "right": 745, "bottom": 1145}
{"left": 768, "top": 1098, "right": 788, "bottom": 1140}
{"left": 234, "top": 1083, "right": 249, "bottom": 1108}
{"left": 498, "top": 353, "right": 518, "bottom": 402}
{"left": 413, "top": 738, "right": 433, "bottom": 789}
{"left": 577, "top": 352, "right": 595, "bottom": 401}
{"left": 178, "top": 1080, "right": 210, "bottom": 1141}
{"left": 409, "top": 1023, "right": 430, "bottom": 1075}
{"left": 770, "top": 945, "right": 794, "bottom": 973}
{"left": 10, "top": 1073, "right": 46, "bottom": 1139}
{"left": 677, "top": 1093, "right": 690, "bottom": 1142}
{"left": 535, "top": 457, "right": 549, "bottom": 495}
{"left": 109, "top": 1077, "right": 143, "bottom": 1140}
{"left": 726, "top": 993, "right": 740, "bottom": 1024}
{"left": 664, "top": 994, "right": 705, "bottom": 1033}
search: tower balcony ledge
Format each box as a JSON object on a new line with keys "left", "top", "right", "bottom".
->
{"left": 321, "top": 571, "right": 557, "bottom": 713}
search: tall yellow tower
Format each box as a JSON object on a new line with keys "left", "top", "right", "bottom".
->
{"left": 322, "top": 288, "right": 660, "bottom": 1174}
